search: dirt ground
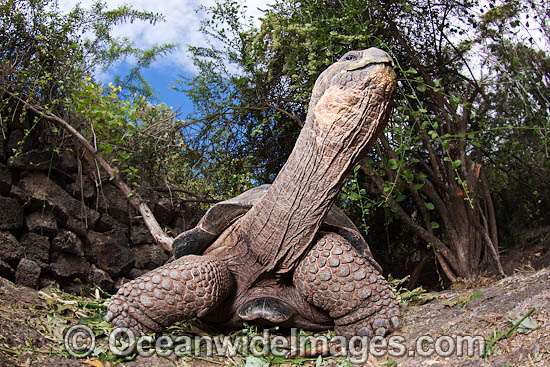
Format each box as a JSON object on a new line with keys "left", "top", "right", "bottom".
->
{"left": 0, "top": 264, "right": 548, "bottom": 367}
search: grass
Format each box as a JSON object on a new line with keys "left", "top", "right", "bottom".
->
{"left": 484, "top": 307, "right": 537, "bottom": 359}
{"left": 2, "top": 284, "right": 359, "bottom": 366}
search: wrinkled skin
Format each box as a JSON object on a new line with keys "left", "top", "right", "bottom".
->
{"left": 106, "top": 48, "right": 400, "bottom": 339}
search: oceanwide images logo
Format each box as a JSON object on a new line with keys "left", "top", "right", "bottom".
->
{"left": 63, "top": 325, "right": 485, "bottom": 363}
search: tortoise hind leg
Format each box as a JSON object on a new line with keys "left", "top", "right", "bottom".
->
{"left": 106, "top": 255, "right": 234, "bottom": 335}
{"left": 293, "top": 233, "right": 400, "bottom": 339}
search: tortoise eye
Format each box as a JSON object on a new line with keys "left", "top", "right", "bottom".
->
{"left": 343, "top": 53, "right": 358, "bottom": 61}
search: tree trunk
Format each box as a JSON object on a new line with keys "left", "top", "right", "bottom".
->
{"left": 364, "top": 154, "right": 505, "bottom": 282}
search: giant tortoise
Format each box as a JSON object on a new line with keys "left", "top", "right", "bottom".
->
{"left": 106, "top": 47, "right": 400, "bottom": 339}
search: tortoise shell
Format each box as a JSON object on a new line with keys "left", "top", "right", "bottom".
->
{"left": 173, "top": 184, "right": 382, "bottom": 273}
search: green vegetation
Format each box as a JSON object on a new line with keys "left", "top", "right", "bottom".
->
{"left": 484, "top": 307, "right": 537, "bottom": 358}
{"left": 0, "top": 0, "right": 186, "bottom": 188}
{"left": 1, "top": 0, "right": 549, "bottom": 285}
{"left": 441, "top": 290, "right": 483, "bottom": 308}
{"left": 389, "top": 275, "right": 435, "bottom": 307}
{"left": 180, "top": 0, "right": 550, "bottom": 282}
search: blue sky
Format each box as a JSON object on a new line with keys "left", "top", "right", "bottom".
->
{"left": 57, "top": 0, "right": 271, "bottom": 118}
{"left": 107, "top": 61, "right": 196, "bottom": 118}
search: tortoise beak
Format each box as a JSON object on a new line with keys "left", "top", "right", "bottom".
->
{"left": 345, "top": 47, "right": 395, "bottom": 71}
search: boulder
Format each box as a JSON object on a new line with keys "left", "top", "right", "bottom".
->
{"left": 50, "top": 252, "right": 90, "bottom": 280}
{"left": 7, "top": 110, "right": 31, "bottom": 130}
{"left": 0, "top": 163, "right": 12, "bottom": 195}
{"left": 15, "top": 258, "right": 41, "bottom": 289}
{"left": 113, "top": 277, "right": 130, "bottom": 293}
{"left": 39, "top": 275, "right": 58, "bottom": 290}
{"left": 20, "top": 233, "right": 50, "bottom": 268}
{"left": 0, "top": 259, "right": 15, "bottom": 279}
{"left": 154, "top": 197, "right": 176, "bottom": 225}
{"left": 58, "top": 150, "right": 78, "bottom": 173}
{"left": 132, "top": 243, "right": 169, "bottom": 270}
{"left": 61, "top": 281, "right": 91, "bottom": 296}
{"left": 19, "top": 172, "right": 99, "bottom": 229}
{"left": 0, "top": 132, "right": 5, "bottom": 162}
{"left": 25, "top": 211, "right": 58, "bottom": 237}
{"left": 8, "top": 184, "right": 29, "bottom": 203}
{"left": 88, "top": 230, "right": 135, "bottom": 277}
{"left": 135, "top": 181, "right": 159, "bottom": 211}
{"left": 52, "top": 229, "right": 84, "bottom": 257}
{"left": 0, "top": 231, "right": 23, "bottom": 261}
{"left": 0, "top": 196, "right": 23, "bottom": 230}
{"left": 88, "top": 265, "right": 114, "bottom": 292}
{"left": 130, "top": 224, "right": 154, "bottom": 245}
{"left": 96, "top": 183, "right": 131, "bottom": 224}
{"left": 128, "top": 268, "right": 148, "bottom": 279}
{"left": 65, "top": 175, "right": 95, "bottom": 201}
{"left": 9, "top": 150, "right": 57, "bottom": 170}
{"left": 96, "top": 213, "right": 129, "bottom": 234}
{"left": 65, "top": 217, "right": 89, "bottom": 237}
{"left": 7, "top": 129, "right": 31, "bottom": 153}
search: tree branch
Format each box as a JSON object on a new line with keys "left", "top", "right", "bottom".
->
{"left": 365, "top": 166, "right": 460, "bottom": 280}
{"left": 3, "top": 88, "right": 175, "bottom": 253}
{"left": 476, "top": 203, "right": 505, "bottom": 277}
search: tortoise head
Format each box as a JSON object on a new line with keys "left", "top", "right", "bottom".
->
{"left": 306, "top": 48, "right": 396, "bottom": 165}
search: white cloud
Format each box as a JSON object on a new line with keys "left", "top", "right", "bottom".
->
{"left": 56, "top": 0, "right": 272, "bottom": 74}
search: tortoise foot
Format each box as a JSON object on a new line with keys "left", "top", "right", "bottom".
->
{"left": 294, "top": 233, "right": 400, "bottom": 339}
{"left": 105, "top": 255, "right": 234, "bottom": 335}
{"left": 334, "top": 299, "right": 400, "bottom": 339}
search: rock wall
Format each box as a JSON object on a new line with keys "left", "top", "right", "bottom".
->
{"left": 0, "top": 115, "right": 204, "bottom": 294}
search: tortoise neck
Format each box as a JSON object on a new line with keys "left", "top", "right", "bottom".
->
{"left": 240, "top": 68, "right": 394, "bottom": 272}
{"left": 241, "top": 125, "right": 343, "bottom": 271}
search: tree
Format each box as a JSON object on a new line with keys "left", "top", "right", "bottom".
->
{"left": 184, "top": 0, "right": 549, "bottom": 281}
{"left": 473, "top": 0, "right": 550, "bottom": 247}
{"left": 0, "top": 0, "right": 181, "bottom": 251}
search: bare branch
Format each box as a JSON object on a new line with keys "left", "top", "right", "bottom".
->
{"left": 2, "top": 88, "right": 174, "bottom": 253}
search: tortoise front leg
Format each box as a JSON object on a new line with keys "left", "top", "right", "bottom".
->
{"left": 106, "top": 255, "right": 234, "bottom": 335}
{"left": 293, "top": 233, "right": 400, "bottom": 339}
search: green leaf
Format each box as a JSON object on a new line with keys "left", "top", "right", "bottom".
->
{"left": 244, "top": 356, "right": 269, "bottom": 367}
{"left": 403, "top": 170, "right": 414, "bottom": 183}
{"left": 425, "top": 202, "right": 435, "bottom": 210}
{"left": 413, "top": 183, "right": 425, "bottom": 190}
{"left": 388, "top": 159, "right": 398, "bottom": 170}
{"left": 452, "top": 160, "right": 462, "bottom": 169}
{"left": 381, "top": 358, "right": 398, "bottom": 367}
{"left": 505, "top": 314, "right": 538, "bottom": 334}
{"left": 431, "top": 221, "right": 440, "bottom": 229}
{"left": 315, "top": 355, "right": 323, "bottom": 367}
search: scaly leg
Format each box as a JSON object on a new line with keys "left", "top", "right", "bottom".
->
{"left": 105, "top": 255, "right": 234, "bottom": 334}
{"left": 293, "top": 233, "right": 400, "bottom": 339}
